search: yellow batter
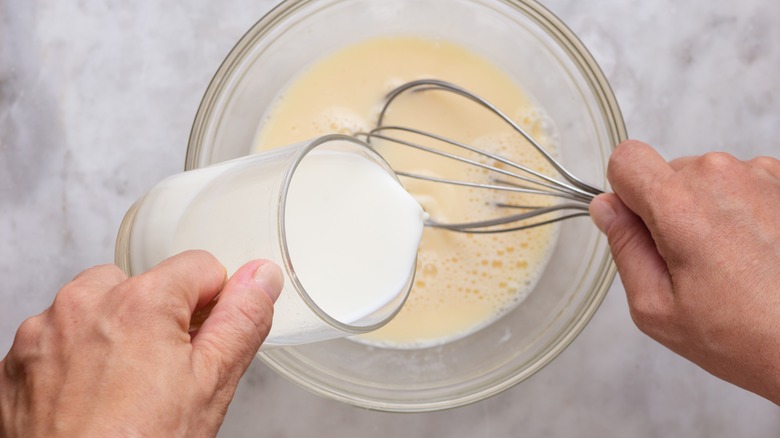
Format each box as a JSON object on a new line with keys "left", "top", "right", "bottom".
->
{"left": 254, "top": 36, "right": 557, "bottom": 348}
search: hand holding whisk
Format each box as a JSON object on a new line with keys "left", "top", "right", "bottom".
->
{"left": 356, "top": 79, "right": 603, "bottom": 233}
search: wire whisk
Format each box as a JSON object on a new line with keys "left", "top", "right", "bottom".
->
{"left": 356, "top": 79, "right": 603, "bottom": 233}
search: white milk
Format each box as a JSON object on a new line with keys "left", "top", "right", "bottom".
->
{"left": 128, "top": 146, "right": 425, "bottom": 328}
{"left": 284, "top": 151, "right": 425, "bottom": 324}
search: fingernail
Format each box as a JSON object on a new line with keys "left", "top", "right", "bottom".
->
{"left": 589, "top": 196, "right": 617, "bottom": 234}
{"left": 253, "top": 262, "right": 284, "bottom": 303}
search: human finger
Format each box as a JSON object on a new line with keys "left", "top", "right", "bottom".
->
{"left": 589, "top": 193, "right": 674, "bottom": 332}
{"left": 137, "top": 250, "right": 227, "bottom": 320}
{"left": 607, "top": 140, "right": 674, "bottom": 224}
{"left": 191, "top": 260, "right": 282, "bottom": 389}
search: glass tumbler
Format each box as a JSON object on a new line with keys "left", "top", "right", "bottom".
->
{"left": 115, "top": 135, "right": 416, "bottom": 347}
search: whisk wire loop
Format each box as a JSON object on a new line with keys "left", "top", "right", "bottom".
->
{"left": 359, "top": 79, "right": 604, "bottom": 233}
{"left": 364, "top": 127, "right": 595, "bottom": 202}
{"left": 377, "top": 79, "right": 602, "bottom": 196}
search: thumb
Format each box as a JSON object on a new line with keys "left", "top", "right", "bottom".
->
{"left": 590, "top": 193, "right": 673, "bottom": 326}
{"left": 191, "top": 260, "right": 283, "bottom": 386}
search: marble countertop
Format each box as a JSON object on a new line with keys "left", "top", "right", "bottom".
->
{"left": 2, "top": 0, "right": 778, "bottom": 436}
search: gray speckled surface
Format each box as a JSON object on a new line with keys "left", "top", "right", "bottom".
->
{"left": 2, "top": 0, "right": 779, "bottom": 436}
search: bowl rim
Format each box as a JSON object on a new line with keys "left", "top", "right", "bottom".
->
{"left": 186, "top": 0, "right": 626, "bottom": 412}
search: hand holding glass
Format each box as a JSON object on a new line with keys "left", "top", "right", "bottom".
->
{"left": 115, "top": 135, "right": 425, "bottom": 347}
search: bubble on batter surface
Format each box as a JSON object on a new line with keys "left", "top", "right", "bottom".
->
{"left": 313, "top": 106, "right": 371, "bottom": 135}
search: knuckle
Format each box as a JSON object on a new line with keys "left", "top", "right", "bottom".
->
{"left": 607, "top": 141, "right": 638, "bottom": 180}
{"left": 608, "top": 232, "right": 632, "bottom": 265}
{"left": 116, "top": 275, "right": 193, "bottom": 328}
{"left": 116, "top": 275, "right": 162, "bottom": 310}
{"left": 652, "top": 195, "right": 697, "bottom": 241}
{"left": 194, "top": 346, "right": 230, "bottom": 397}
{"left": 130, "top": 277, "right": 157, "bottom": 296}
{"left": 63, "top": 265, "right": 127, "bottom": 309}
{"left": 51, "top": 283, "right": 90, "bottom": 315}
{"left": 15, "top": 314, "right": 45, "bottom": 345}
{"left": 227, "top": 297, "right": 270, "bottom": 350}
{"left": 189, "top": 299, "right": 276, "bottom": 397}
{"left": 95, "top": 264, "right": 128, "bottom": 282}
{"left": 613, "top": 140, "right": 645, "bottom": 157}
{"left": 624, "top": 273, "right": 677, "bottom": 341}
{"left": 192, "top": 334, "right": 242, "bottom": 395}
{"left": 748, "top": 156, "right": 780, "bottom": 173}
{"left": 697, "top": 151, "right": 738, "bottom": 172}
{"left": 195, "top": 374, "right": 221, "bottom": 404}
{"left": 749, "top": 155, "right": 776, "bottom": 165}
{"left": 149, "top": 249, "right": 227, "bottom": 296}
{"left": 627, "top": 298, "right": 656, "bottom": 330}
{"left": 181, "top": 248, "right": 213, "bottom": 259}
{"left": 607, "top": 220, "right": 645, "bottom": 265}
{"left": 107, "top": 276, "right": 161, "bottom": 319}
{"left": 5, "top": 315, "right": 47, "bottom": 374}
{"left": 122, "top": 274, "right": 158, "bottom": 297}
{"left": 178, "top": 250, "right": 223, "bottom": 271}
{"left": 248, "top": 299, "right": 274, "bottom": 342}
{"left": 192, "top": 249, "right": 219, "bottom": 261}
{"left": 71, "top": 264, "right": 126, "bottom": 283}
{"left": 627, "top": 294, "right": 669, "bottom": 337}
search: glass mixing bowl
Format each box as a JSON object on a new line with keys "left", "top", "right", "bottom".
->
{"left": 187, "top": 0, "right": 626, "bottom": 412}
